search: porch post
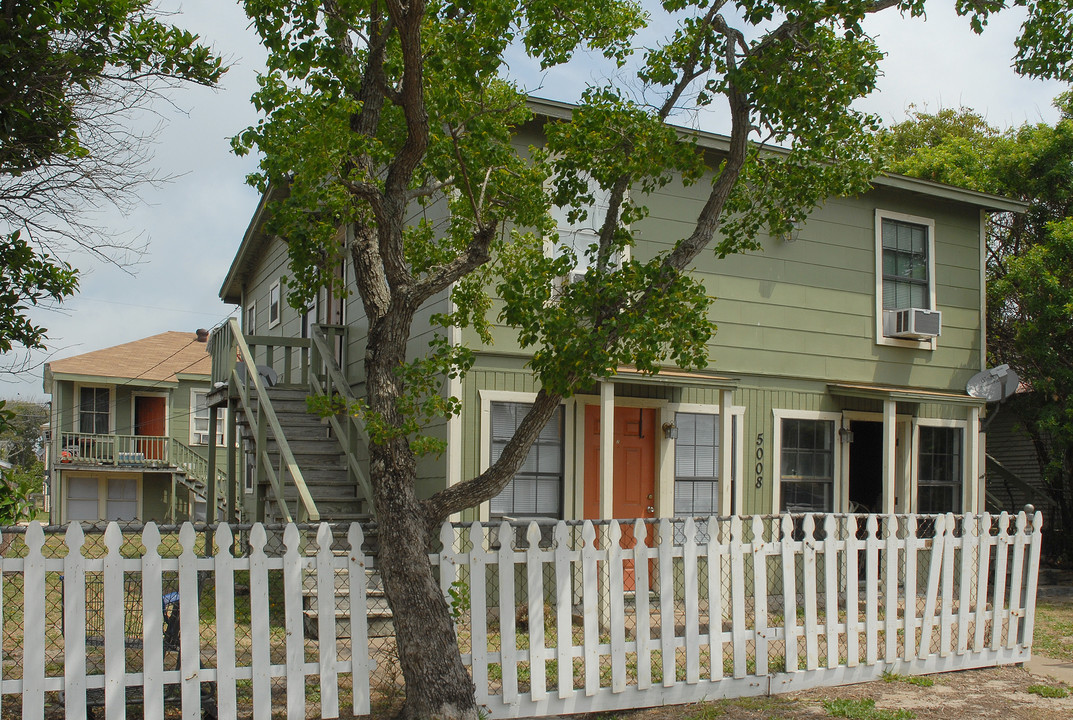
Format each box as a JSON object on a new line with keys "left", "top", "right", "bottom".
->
{"left": 882, "top": 399, "right": 897, "bottom": 515}
{"left": 719, "top": 389, "right": 734, "bottom": 516}
{"left": 599, "top": 381, "right": 614, "bottom": 520}
{"left": 967, "top": 405, "right": 981, "bottom": 513}
{"left": 207, "top": 406, "right": 218, "bottom": 525}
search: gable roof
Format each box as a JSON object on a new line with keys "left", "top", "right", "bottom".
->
{"left": 43, "top": 331, "right": 211, "bottom": 392}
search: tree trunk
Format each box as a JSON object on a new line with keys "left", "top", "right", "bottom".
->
{"left": 364, "top": 307, "right": 478, "bottom": 720}
{"left": 374, "top": 455, "right": 477, "bottom": 720}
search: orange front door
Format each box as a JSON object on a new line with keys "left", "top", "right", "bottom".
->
{"left": 134, "top": 396, "right": 167, "bottom": 460}
{"left": 584, "top": 405, "right": 657, "bottom": 590}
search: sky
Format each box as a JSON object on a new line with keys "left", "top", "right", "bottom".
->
{"left": 1, "top": 0, "right": 1066, "bottom": 402}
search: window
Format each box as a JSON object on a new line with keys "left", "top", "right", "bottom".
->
{"left": 66, "top": 477, "right": 99, "bottom": 521}
{"left": 268, "top": 279, "right": 281, "bottom": 328}
{"left": 550, "top": 175, "right": 623, "bottom": 276}
{"left": 190, "top": 389, "right": 227, "bottom": 446}
{"left": 779, "top": 418, "right": 835, "bottom": 512}
{"left": 489, "top": 402, "right": 564, "bottom": 518}
{"left": 79, "top": 387, "right": 110, "bottom": 434}
{"left": 674, "top": 413, "right": 720, "bottom": 515}
{"left": 918, "top": 426, "right": 962, "bottom": 513}
{"left": 882, "top": 218, "right": 930, "bottom": 310}
{"left": 246, "top": 302, "right": 256, "bottom": 334}
{"left": 876, "top": 210, "right": 937, "bottom": 342}
{"left": 106, "top": 478, "right": 137, "bottom": 521}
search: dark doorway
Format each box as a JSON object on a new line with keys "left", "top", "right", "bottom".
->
{"left": 848, "top": 420, "right": 883, "bottom": 514}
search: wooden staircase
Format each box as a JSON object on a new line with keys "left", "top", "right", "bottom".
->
{"left": 239, "top": 386, "right": 371, "bottom": 524}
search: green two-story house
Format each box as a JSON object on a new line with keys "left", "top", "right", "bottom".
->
{"left": 208, "top": 98, "right": 1024, "bottom": 527}
{"left": 43, "top": 331, "right": 227, "bottom": 525}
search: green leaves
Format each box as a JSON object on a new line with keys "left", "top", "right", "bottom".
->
{"left": 0, "top": 231, "right": 78, "bottom": 353}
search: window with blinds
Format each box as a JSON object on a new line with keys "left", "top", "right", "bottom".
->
{"left": 79, "top": 387, "right": 110, "bottom": 434}
{"left": 489, "top": 402, "right": 564, "bottom": 518}
{"left": 674, "top": 412, "right": 721, "bottom": 516}
{"left": 882, "top": 218, "right": 930, "bottom": 311}
{"left": 779, "top": 418, "right": 835, "bottom": 513}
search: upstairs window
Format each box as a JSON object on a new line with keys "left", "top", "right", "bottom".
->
{"left": 882, "top": 217, "right": 930, "bottom": 310}
{"left": 550, "top": 175, "right": 622, "bottom": 277}
{"left": 79, "top": 387, "right": 110, "bottom": 434}
{"left": 191, "top": 390, "right": 227, "bottom": 446}
{"left": 489, "top": 402, "right": 564, "bottom": 519}
{"left": 268, "top": 279, "right": 282, "bottom": 329}
{"left": 917, "top": 425, "right": 963, "bottom": 514}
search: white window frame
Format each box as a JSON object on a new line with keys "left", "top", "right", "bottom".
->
{"left": 246, "top": 301, "right": 256, "bottom": 335}
{"left": 73, "top": 384, "right": 114, "bottom": 434}
{"left": 662, "top": 401, "right": 744, "bottom": 517}
{"left": 190, "top": 388, "right": 228, "bottom": 446}
{"left": 874, "top": 209, "right": 937, "bottom": 350}
{"left": 268, "top": 279, "right": 282, "bottom": 329}
{"left": 479, "top": 390, "right": 574, "bottom": 522}
{"left": 911, "top": 418, "right": 969, "bottom": 515}
{"left": 772, "top": 409, "right": 843, "bottom": 514}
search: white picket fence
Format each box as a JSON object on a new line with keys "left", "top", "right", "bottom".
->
{"left": 1, "top": 511, "right": 1042, "bottom": 719}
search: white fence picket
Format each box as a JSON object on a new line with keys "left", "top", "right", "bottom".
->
{"left": 864, "top": 515, "right": 880, "bottom": 666}
{"left": 957, "top": 513, "right": 976, "bottom": 655}
{"left": 498, "top": 520, "right": 519, "bottom": 704}
{"left": 1021, "top": 512, "right": 1044, "bottom": 649}
{"left": 884, "top": 515, "right": 899, "bottom": 662}
{"left": 283, "top": 524, "right": 306, "bottom": 719}
{"left": 553, "top": 522, "right": 573, "bottom": 699}
{"left": 780, "top": 515, "right": 798, "bottom": 675}
{"left": 902, "top": 515, "right": 919, "bottom": 662}
{"left": 22, "top": 523, "right": 46, "bottom": 720}
{"left": 178, "top": 523, "right": 202, "bottom": 720}
{"left": 729, "top": 516, "right": 748, "bottom": 678}
{"left": 316, "top": 523, "right": 340, "bottom": 718}
{"left": 348, "top": 523, "right": 372, "bottom": 717}
{"left": 607, "top": 521, "right": 626, "bottom": 694}
{"left": 249, "top": 524, "right": 272, "bottom": 720}
{"left": 214, "top": 524, "right": 239, "bottom": 720}
{"left": 469, "top": 523, "right": 491, "bottom": 706}
{"left": 683, "top": 518, "right": 701, "bottom": 684}
{"left": 581, "top": 521, "right": 599, "bottom": 697}
{"left": 752, "top": 516, "right": 770, "bottom": 677}
{"left": 973, "top": 513, "right": 993, "bottom": 653}
{"left": 845, "top": 517, "right": 860, "bottom": 668}
{"left": 658, "top": 519, "right": 676, "bottom": 686}
{"left": 1006, "top": 513, "right": 1028, "bottom": 651}
{"left": 103, "top": 522, "right": 126, "bottom": 720}
{"left": 635, "top": 519, "right": 653, "bottom": 690}
{"left": 919, "top": 514, "right": 947, "bottom": 660}
{"left": 939, "top": 513, "right": 956, "bottom": 658}
{"left": 141, "top": 524, "right": 165, "bottom": 720}
{"left": 801, "top": 515, "right": 819, "bottom": 671}
{"left": 990, "top": 512, "right": 1011, "bottom": 651}
{"left": 823, "top": 515, "right": 838, "bottom": 670}
{"left": 526, "top": 522, "right": 549, "bottom": 701}
{"left": 63, "top": 524, "right": 88, "bottom": 720}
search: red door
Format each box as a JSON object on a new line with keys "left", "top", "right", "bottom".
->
{"left": 134, "top": 396, "right": 167, "bottom": 460}
{"left": 584, "top": 405, "right": 657, "bottom": 589}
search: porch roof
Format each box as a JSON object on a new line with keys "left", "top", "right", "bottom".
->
{"left": 828, "top": 382, "right": 986, "bottom": 407}
{"left": 611, "top": 365, "right": 739, "bottom": 389}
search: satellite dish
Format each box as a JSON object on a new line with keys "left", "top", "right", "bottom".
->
{"left": 966, "top": 364, "right": 1020, "bottom": 403}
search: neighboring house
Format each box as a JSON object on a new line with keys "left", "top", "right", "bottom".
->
{"left": 43, "top": 331, "right": 227, "bottom": 525}
{"left": 208, "top": 97, "right": 1024, "bottom": 527}
{"left": 985, "top": 392, "right": 1060, "bottom": 527}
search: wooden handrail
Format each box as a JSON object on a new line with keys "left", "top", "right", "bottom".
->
{"left": 223, "top": 318, "right": 320, "bottom": 523}
{"left": 309, "top": 326, "right": 377, "bottom": 516}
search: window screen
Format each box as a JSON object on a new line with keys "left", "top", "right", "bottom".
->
{"left": 106, "top": 478, "right": 137, "bottom": 521}
{"left": 67, "top": 477, "right": 99, "bottom": 521}
{"left": 489, "top": 402, "right": 564, "bottom": 518}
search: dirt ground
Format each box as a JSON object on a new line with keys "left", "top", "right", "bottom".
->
{"left": 566, "top": 665, "right": 1073, "bottom": 720}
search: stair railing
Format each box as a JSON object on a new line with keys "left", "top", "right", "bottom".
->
{"left": 216, "top": 317, "right": 320, "bottom": 523}
{"left": 170, "top": 439, "right": 228, "bottom": 513}
{"left": 309, "top": 324, "right": 377, "bottom": 516}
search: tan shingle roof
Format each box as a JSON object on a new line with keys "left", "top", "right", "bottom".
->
{"left": 47, "top": 332, "right": 211, "bottom": 383}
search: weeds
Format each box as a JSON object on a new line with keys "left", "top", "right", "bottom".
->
{"left": 822, "top": 697, "right": 915, "bottom": 720}
{"left": 1027, "top": 684, "right": 1069, "bottom": 698}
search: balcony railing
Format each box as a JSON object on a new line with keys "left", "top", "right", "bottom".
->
{"left": 58, "top": 432, "right": 172, "bottom": 467}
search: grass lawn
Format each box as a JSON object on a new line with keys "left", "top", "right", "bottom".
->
{"left": 1033, "top": 599, "right": 1073, "bottom": 663}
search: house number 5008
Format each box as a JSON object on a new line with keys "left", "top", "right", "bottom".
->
{"left": 755, "top": 433, "right": 764, "bottom": 489}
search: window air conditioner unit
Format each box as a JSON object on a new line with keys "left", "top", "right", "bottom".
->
{"left": 885, "top": 308, "right": 941, "bottom": 339}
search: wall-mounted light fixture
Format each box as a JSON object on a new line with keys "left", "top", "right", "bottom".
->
{"left": 780, "top": 219, "right": 805, "bottom": 243}
{"left": 839, "top": 427, "right": 854, "bottom": 444}
{"left": 662, "top": 421, "right": 678, "bottom": 440}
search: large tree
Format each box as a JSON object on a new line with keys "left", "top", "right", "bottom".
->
{"left": 882, "top": 96, "right": 1073, "bottom": 558}
{"left": 0, "top": 0, "right": 225, "bottom": 358}
{"left": 235, "top": 0, "right": 1073, "bottom": 716}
